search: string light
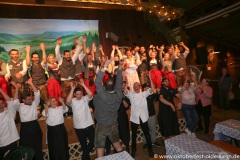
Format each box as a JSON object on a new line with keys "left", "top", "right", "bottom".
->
{"left": 135, "top": 1, "right": 184, "bottom": 21}
{"left": 62, "top": 0, "right": 184, "bottom": 21}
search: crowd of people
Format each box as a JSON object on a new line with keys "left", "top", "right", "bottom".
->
{"left": 0, "top": 36, "right": 216, "bottom": 160}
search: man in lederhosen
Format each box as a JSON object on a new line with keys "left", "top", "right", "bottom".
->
{"left": 172, "top": 42, "right": 190, "bottom": 86}
{"left": 26, "top": 43, "right": 48, "bottom": 112}
{"left": 5, "top": 49, "right": 29, "bottom": 99}
{"left": 55, "top": 38, "right": 82, "bottom": 98}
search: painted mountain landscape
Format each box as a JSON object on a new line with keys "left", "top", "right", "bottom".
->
{"left": 0, "top": 19, "right": 99, "bottom": 63}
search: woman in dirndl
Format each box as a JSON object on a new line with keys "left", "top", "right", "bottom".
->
{"left": 46, "top": 54, "right": 62, "bottom": 105}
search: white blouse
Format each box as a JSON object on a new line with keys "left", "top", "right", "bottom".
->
{"left": 42, "top": 106, "right": 68, "bottom": 126}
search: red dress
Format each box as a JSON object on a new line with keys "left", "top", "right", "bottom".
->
{"left": 47, "top": 69, "right": 62, "bottom": 105}
{"left": 0, "top": 76, "right": 9, "bottom": 98}
{"left": 162, "top": 70, "right": 177, "bottom": 89}
{"left": 149, "top": 69, "right": 162, "bottom": 89}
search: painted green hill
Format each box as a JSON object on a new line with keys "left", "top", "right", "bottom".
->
{"left": 0, "top": 33, "right": 23, "bottom": 42}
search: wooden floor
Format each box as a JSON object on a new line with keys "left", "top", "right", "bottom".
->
{"left": 91, "top": 105, "right": 240, "bottom": 160}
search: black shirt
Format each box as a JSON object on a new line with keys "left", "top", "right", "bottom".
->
{"left": 159, "top": 87, "right": 178, "bottom": 107}
{"left": 146, "top": 93, "right": 159, "bottom": 117}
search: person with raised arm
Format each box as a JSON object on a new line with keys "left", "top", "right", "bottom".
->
{"left": 123, "top": 79, "right": 155, "bottom": 158}
{"left": 0, "top": 58, "right": 9, "bottom": 99}
{"left": 172, "top": 42, "right": 190, "bottom": 86}
{"left": 0, "top": 81, "right": 19, "bottom": 159}
{"left": 13, "top": 78, "right": 43, "bottom": 160}
{"left": 179, "top": 74, "right": 199, "bottom": 137}
{"left": 5, "top": 48, "right": 29, "bottom": 99}
{"left": 42, "top": 96, "right": 69, "bottom": 160}
{"left": 158, "top": 45, "right": 177, "bottom": 89}
{"left": 46, "top": 54, "right": 62, "bottom": 105}
{"left": 71, "top": 37, "right": 86, "bottom": 81}
{"left": 66, "top": 79, "right": 94, "bottom": 160}
{"left": 124, "top": 49, "right": 140, "bottom": 91}
{"left": 26, "top": 43, "right": 48, "bottom": 111}
{"left": 142, "top": 72, "right": 162, "bottom": 150}
{"left": 55, "top": 37, "right": 82, "bottom": 98}
{"left": 93, "top": 59, "right": 124, "bottom": 158}
{"left": 110, "top": 45, "right": 123, "bottom": 59}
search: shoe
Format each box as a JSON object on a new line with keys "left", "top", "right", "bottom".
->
{"left": 185, "top": 128, "right": 191, "bottom": 135}
{"left": 148, "top": 149, "right": 154, "bottom": 157}
{"left": 143, "top": 144, "right": 148, "bottom": 150}
{"left": 195, "top": 127, "right": 203, "bottom": 132}
{"left": 152, "top": 141, "right": 161, "bottom": 147}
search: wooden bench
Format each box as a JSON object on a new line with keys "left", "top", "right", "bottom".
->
{"left": 210, "top": 140, "right": 240, "bottom": 155}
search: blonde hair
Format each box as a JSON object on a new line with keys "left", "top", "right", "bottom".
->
{"left": 47, "top": 54, "right": 55, "bottom": 62}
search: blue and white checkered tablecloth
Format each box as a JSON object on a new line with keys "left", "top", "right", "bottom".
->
{"left": 213, "top": 119, "right": 240, "bottom": 141}
{"left": 165, "top": 133, "right": 238, "bottom": 160}
{"left": 95, "top": 151, "right": 134, "bottom": 160}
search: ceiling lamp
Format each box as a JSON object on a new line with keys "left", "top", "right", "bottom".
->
{"left": 135, "top": 0, "right": 184, "bottom": 21}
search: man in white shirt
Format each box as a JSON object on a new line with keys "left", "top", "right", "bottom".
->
{"left": 124, "top": 82, "right": 154, "bottom": 158}
{"left": 66, "top": 79, "right": 94, "bottom": 160}
{"left": 13, "top": 78, "right": 43, "bottom": 160}
{"left": 0, "top": 83, "right": 19, "bottom": 159}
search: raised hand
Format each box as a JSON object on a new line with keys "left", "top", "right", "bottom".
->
{"left": 70, "top": 82, "right": 76, "bottom": 89}
{"left": 75, "top": 38, "right": 79, "bottom": 45}
{"left": 85, "top": 47, "right": 90, "bottom": 54}
{"left": 82, "top": 36, "right": 87, "bottom": 43}
{"left": 46, "top": 99, "right": 51, "bottom": 106}
{"left": 160, "top": 45, "right": 164, "bottom": 50}
{"left": 57, "top": 37, "right": 62, "bottom": 45}
{"left": 45, "top": 99, "right": 51, "bottom": 108}
{"left": 99, "top": 44, "right": 103, "bottom": 51}
{"left": 26, "top": 78, "right": 33, "bottom": 85}
{"left": 112, "top": 45, "right": 116, "bottom": 50}
{"left": 79, "top": 78, "right": 84, "bottom": 86}
{"left": 58, "top": 97, "right": 64, "bottom": 104}
{"left": 79, "top": 44, "right": 83, "bottom": 51}
{"left": 26, "top": 45, "right": 30, "bottom": 53}
{"left": 179, "top": 42, "right": 183, "bottom": 46}
{"left": 40, "top": 43, "right": 45, "bottom": 51}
